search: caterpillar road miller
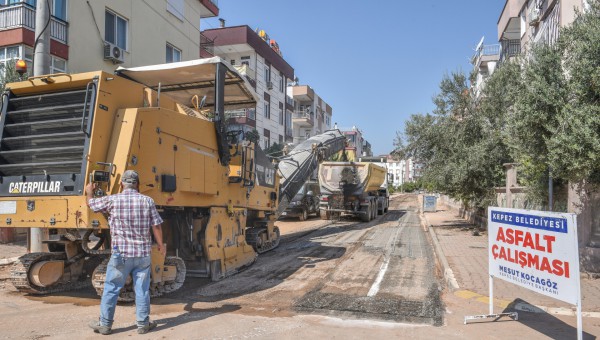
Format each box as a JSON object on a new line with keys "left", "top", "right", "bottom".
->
{"left": 0, "top": 57, "right": 345, "bottom": 301}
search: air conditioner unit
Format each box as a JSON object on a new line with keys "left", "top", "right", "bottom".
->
{"left": 266, "top": 81, "right": 274, "bottom": 90}
{"left": 529, "top": 7, "right": 541, "bottom": 25}
{"left": 104, "top": 42, "right": 125, "bottom": 64}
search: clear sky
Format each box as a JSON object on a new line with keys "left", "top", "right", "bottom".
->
{"left": 204, "top": 1, "right": 506, "bottom": 155}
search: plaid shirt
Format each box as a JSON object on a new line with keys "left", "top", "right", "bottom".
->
{"left": 88, "top": 189, "right": 163, "bottom": 257}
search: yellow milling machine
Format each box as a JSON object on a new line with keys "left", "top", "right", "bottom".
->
{"left": 0, "top": 58, "right": 345, "bottom": 300}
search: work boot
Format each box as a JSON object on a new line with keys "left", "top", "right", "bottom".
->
{"left": 88, "top": 320, "right": 112, "bottom": 335}
{"left": 137, "top": 320, "right": 157, "bottom": 334}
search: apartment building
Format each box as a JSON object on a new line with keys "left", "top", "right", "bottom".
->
{"left": 200, "top": 25, "right": 294, "bottom": 149}
{"left": 287, "top": 84, "right": 333, "bottom": 145}
{"left": 335, "top": 126, "right": 372, "bottom": 161}
{"left": 470, "top": 38, "right": 500, "bottom": 98}
{"left": 0, "top": 0, "right": 218, "bottom": 75}
{"left": 471, "top": 0, "right": 588, "bottom": 94}
{"left": 497, "top": 0, "right": 587, "bottom": 62}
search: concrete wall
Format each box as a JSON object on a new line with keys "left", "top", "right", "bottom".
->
{"left": 69, "top": 0, "right": 208, "bottom": 73}
{"left": 568, "top": 182, "right": 600, "bottom": 272}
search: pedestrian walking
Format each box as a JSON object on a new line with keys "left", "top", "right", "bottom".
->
{"left": 85, "top": 170, "right": 166, "bottom": 335}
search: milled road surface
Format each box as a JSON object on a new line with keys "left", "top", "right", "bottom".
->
{"left": 196, "top": 194, "right": 442, "bottom": 325}
{"left": 0, "top": 194, "right": 445, "bottom": 339}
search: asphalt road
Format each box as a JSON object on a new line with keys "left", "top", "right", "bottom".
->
{"left": 0, "top": 194, "right": 446, "bottom": 339}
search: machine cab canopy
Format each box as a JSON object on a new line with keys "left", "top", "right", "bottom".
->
{"left": 116, "top": 57, "right": 259, "bottom": 110}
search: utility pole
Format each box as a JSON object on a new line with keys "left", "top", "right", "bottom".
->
{"left": 30, "top": 0, "right": 51, "bottom": 252}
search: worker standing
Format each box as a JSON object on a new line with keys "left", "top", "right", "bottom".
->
{"left": 85, "top": 170, "right": 166, "bottom": 335}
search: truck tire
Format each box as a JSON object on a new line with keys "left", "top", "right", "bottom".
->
{"left": 361, "top": 204, "right": 371, "bottom": 222}
{"left": 299, "top": 208, "right": 308, "bottom": 221}
{"left": 372, "top": 202, "right": 377, "bottom": 220}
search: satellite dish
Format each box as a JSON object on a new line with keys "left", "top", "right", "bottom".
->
{"left": 475, "top": 36, "right": 484, "bottom": 52}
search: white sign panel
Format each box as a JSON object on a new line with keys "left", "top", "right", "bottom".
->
{"left": 423, "top": 195, "right": 437, "bottom": 212}
{"left": 0, "top": 201, "right": 16, "bottom": 214}
{"left": 488, "top": 207, "right": 580, "bottom": 305}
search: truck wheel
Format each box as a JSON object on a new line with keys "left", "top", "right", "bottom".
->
{"left": 372, "top": 202, "right": 377, "bottom": 220}
{"left": 361, "top": 205, "right": 371, "bottom": 222}
{"left": 320, "top": 210, "right": 330, "bottom": 220}
{"left": 299, "top": 209, "right": 308, "bottom": 221}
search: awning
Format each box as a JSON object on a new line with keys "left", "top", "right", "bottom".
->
{"left": 116, "top": 57, "right": 259, "bottom": 110}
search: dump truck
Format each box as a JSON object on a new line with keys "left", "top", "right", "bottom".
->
{"left": 0, "top": 57, "right": 345, "bottom": 300}
{"left": 318, "top": 161, "right": 387, "bottom": 221}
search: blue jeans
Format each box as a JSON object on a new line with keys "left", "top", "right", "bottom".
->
{"left": 100, "top": 252, "right": 151, "bottom": 328}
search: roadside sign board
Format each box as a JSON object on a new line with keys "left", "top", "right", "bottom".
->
{"left": 488, "top": 207, "right": 580, "bottom": 305}
{"left": 423, "top": 195, "right": 437, "bottom": 212}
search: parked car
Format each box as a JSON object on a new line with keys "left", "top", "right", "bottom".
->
{"left": 280, "top": 181, "right": 320, "bottom": 221}
{"left": 377, "top": 187, "right": 390, "bottom": 215}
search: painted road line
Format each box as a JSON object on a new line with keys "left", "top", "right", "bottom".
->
{"left": 368, "top": 222, "right": 403, "bottom": 297}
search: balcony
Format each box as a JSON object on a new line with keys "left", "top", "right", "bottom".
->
{"left": 498, "top": 0, "right": 526, "bottom": 41}
{"left": 226, "top": 108, "right": 256, "bottom": 128}
{"left": 291, "top": 85, "right": 314, "bottom": 102}
{"left": 292, "top": 110, "right": 314, "bottom": 127}
{"left": 199, "top": 0, "right": 219, "bottom": 18}
{"left": 472, "top": 44, "right": 500, "bottom": 69}
{"left": 0, "top": 4, "right": 68, "bottom": 44}
{"left": 200, "top": 32, "right": 214, "bottom": 57}
{"left": 499, "top": 39, "right": 521, "bottom": 63}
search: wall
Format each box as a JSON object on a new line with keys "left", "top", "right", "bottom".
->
{"left": 68, "top": 0, "right": 205, "bottom": 73}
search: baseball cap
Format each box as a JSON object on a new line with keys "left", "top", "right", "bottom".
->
{"left": 121, "top": 170, "right": 139, "bottom": 184}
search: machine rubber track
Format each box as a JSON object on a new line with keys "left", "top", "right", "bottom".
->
{"left": 10, "top": 252, "right": 92, "bottom": 294}
{"left": 91, "top": 256, "right": 186, "bottom": 302}
{"left": 246, "top": 226, "right": 280, "bottom": 254}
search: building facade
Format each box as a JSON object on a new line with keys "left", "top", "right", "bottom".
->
{"left": 0, "top": 0, "right": 218, "bottom": 75}
{"left": 497, "top": 0, "right": 587, "bottom": 62}
{"left": 287, "top": 84, "right": 333, "bottom": 145}
{"left": 200, "top": 25, "right": 294, "bottom": 149}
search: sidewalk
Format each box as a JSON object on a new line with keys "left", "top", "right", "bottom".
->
{"left": 424, "top": 203, "right": 600, "bottom": 315}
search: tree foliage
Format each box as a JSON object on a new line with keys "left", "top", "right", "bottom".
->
{"left": 396, "top": 1, "right": 600, "bottom": 209}
{"left": 0, "top": 60, "right": 23, "bottom": 93}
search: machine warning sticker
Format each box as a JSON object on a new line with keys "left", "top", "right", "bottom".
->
{"left": 0, "top": 201, "right": 17, "bottom": 214}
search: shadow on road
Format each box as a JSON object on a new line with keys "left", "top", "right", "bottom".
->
{"left": 105, "top": 303, "right": 241, "bottom": 335}
{"left": 503, "top": 298, "right": 596, "bottom": 340}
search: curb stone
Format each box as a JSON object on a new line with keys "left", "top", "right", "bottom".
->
{"left": 421, "top": 212, "right": 460, "bottom": 291}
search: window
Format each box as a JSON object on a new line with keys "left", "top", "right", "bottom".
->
{"left": 166, "top": 43, "right": 181, "bottom": 63}
{"left": 264, "top": 101, "right": 270, "bottom": 119}
{"left": 230, "top": 59, "right": 235, "bottom": 65}
{"left": 241, "top": 56, "right": 250, "bottom": 67}
{"left": 3, "top": 0, "right": 35, "bottom": 6}
{"left": 264, "top": 138, "right": 270, "bottom": 149}
{"left": 52, "top": 0, "right": 67, "bottom": 21}
{"left": 51, "top": 56, "right": 67, "bottom": 73}
{"left": 264, "top": 65, "right": 271, "bottom": 82}
{"left": 167, "top": 0, "right": 184, "bottom": 20}
{"left": 105, "top": 10, "right": 128, "bottom": 50}
{"left": 279, "top": 102, "right": 284, "bottom": 125}
{"left": 279, "top": 71, "right": 284, "bottom": 92}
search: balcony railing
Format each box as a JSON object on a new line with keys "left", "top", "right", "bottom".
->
{"left": 233, "top": 64, "right": 256, "bottom": 81}
{"left": 226, "top": 108, "right": 256, "bottom": 120}
{"left": 0, "top": 4, "right": 68, "bottom": 44}
{"left": 292, "top": 111, "right": 314, "bottom": 126}
{"left": 499, "top": 39, "right": 521, "bottom": 63}
{"left": 200, "top": 32, "right": 214, "bottom": 57}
